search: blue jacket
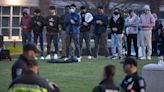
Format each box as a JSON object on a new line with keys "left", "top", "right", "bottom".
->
{"left": 93, "top": 14, "right": 108, "bottom": 35}
{"left": 64, "top": 13, "right": 80, "bottom": 34}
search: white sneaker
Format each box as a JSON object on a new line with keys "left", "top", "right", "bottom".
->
{"left": 147, "top": 56, "right": 151, "bottom": 60}
{"left": 87, "top": 56, "right": 92, "bottom": 60}
{"left": 45, "top": 55, "right": 51, "bottom": 60}
{"left": 35, "top": 57, "right": 38, "bottom": 60}
{"left": 54, "top": 54, "right": 58, "bottom": 59}
{"left": 64, "top": 57, "right": 69, "bottom": 61}
{"left": 40, "top": 56, "right": 45, "bottom": 60}
{"left": 140, "top": 56, "right": 146, "bottom": 60}
{"left": 77, "top": 57, "right": 81, "bottom": 62}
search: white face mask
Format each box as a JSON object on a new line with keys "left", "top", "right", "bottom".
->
{"left": 70, "top": 8, "right": 76, "bottom": 13}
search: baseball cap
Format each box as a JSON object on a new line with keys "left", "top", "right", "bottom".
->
{"left": 23, "top": 43, "right": 40, "bottom": 53}
{"left": 120, "top": 57, "right": 138, "bottom": 67}
{"left": 143, "top": 5, "right": 150, "bottom": 10}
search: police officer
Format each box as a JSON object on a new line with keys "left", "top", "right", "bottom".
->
{"left": 31, "top": 8, "right": 45, "bottom": 60}
{"left": 92, "top": 65, "right": 119, "bottom": 92}
{"left": 121, "top": 57, "right": 146, "bottom": 92}
{"left": 45, "top": 6, "right": 60, "bottom": 60}
{"left": 9, "top": 60, "right": 60, "bottom": 92}
{"left": 11, "top": 43, "right": 39, "bottom": 80}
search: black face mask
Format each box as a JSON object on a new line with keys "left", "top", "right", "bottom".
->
{"left": 114, "top": 12, "right": 119, "bottom": 15}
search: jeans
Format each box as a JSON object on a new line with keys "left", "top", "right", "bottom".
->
{"left": 80, "top": 31, "right": 92, "bottom": 56}
{"left": 46, "top": 33, "right": 59, "bottom": 54}
{"left": 22, "top": 31, "right": 31, "bottom": 46}
{"left": 94, "top": 32, "right": 109, "bottom": 57}
{"left": 34, "top": 32, "right": 44, "bottom": 56}
{"left": 65, "top": 33, "right": 80, "bottom": 58}
{"left": 111, "top": 34, "right": 123, "bottom": 57}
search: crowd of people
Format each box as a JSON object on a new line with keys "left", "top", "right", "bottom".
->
{"left": 19, "top": 4, "right": 164, "bottom": 62}
{"left": 7, "top": 3, "right": 164, "bottom": 92}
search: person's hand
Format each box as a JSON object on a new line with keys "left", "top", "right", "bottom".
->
{"left": 49, "top": 82, "right": 59, "bottom": 89}
{"left": 127, "top": 82, "right": 134, "bottom": 91}
{"left": 37, "top": 22, "right": 41, "bottom": 26}
{"left": 96, "top": 20, "right": 103, "bottom": 25}
{"left": 83, "top": 22, "right": 88, "bottom": 26}
{"left": 70, "top": 19, "right": 75, "bottom": 24}
{"left": 112, "top": 27, "right": 118, "bottom": 32}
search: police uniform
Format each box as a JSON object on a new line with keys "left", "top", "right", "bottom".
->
{"left": 11, "top": 43, "right": 39, "bottom": 80}
{"left": 121, "top": 72, "right": 146, "bottom": 92}
{"left": 9, "top": 60, "right": 60, "bottom": 92}
{"left": 93, "top": 79, "right": 119, "bottom": 92}
{"left": 12, "top": 55, "right": 30, "bottom": 80}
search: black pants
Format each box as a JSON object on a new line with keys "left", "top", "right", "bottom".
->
{"left": 80, "top": 31, "right": 92, "bottom": 56}
{"left": 46, "top": 33, "right": 59, "bottom": 54}
{"left": 94, "top": 32, "right": 109, "bottom": 58}
{"left": 127, "top": 34, "right": 138, "bottom": 58}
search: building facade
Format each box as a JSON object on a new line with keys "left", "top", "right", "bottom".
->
{"left": 0, "top": 0, "right": 40, "bottom": 41}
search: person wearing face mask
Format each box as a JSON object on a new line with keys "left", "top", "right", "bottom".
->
{"left": 31, "top": 8, "right": 45, "bottom": 60}
{"left": 109, "top": 8, "right": 125, "bottom": 60}
{"left": 125, "top": 10, "right": 140, "bottom": 59}
{"left": 20, "top": 8, "right": 32, "bottom": 46}
{"left": 79, "top": 6, "right": 93, "bottom": 60}
{"left": 60, "top": 5, "right": 70, "bottom": 59}
{"left": 45, "top": 6, "right": 60, "bottom": 60}
{"left": 64, "top": 4, "right": 81, "bottom": 62}
{"left": 139, "top": 5, "right": 155, "bottom": 60}
{"left": 93, "top": 6, "right": 109, "bottom": 58}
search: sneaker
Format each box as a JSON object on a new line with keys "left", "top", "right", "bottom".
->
{"left": 87, "top": 56, "right": 92, "bottom": 60}
{"left": 54, "top": 54, "right": 58, "bottom": 59}
{"left": 111, "top": 56, "right": 118, "bottom": 60}
{"left": 147, "top": 56, "right": 151, "bottom": 60}
{"left": 140, "top": 56, "right": 146, "bottom": 60}
{"left": 77, "top": 57, "right": 81, "bottom": 62}
{"left": 119, "top": 56, "right": 124, "bottom": 59}
{"left": 64, "top": 57, "right": 69, "bottom": 61}
{"left": 40, "top": 56, "right": 45, "bottom": 60}
{"left": 35, "top": 57, "right": 38, "bottom": 60}
{"left": 45, "top": 55, "right": 51, "bottom": 60}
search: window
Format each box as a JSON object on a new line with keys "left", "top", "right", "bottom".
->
{"left": 2, "top": 17, "right": 10, "bottom": 27}
{"left": 2, "top": 7, "right": 10, "bottom": 15}
{"left": 13, "top": 7, "right": 20, "bottom": 15}
{"left": 0, "top": 6, "right": 2, "bottom": 16}
{"left": 12, "top": 17, "right": 20, "bottom": 27}
{"left": 2, "top": 29, "right": 9, "bottom": 36}
{"left": 12, "top": 29, "right": 19, "bottom": 36}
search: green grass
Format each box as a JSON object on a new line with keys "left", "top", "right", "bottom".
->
{"left": 5, "top": 45, "right": 22, "bottom": 53}
{"left": 0, "top": 56, "right": 157, "bottom": 92}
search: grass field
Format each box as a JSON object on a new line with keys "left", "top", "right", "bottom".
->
{"left": 0, "top": 56, "right": 157, "bottom": 92}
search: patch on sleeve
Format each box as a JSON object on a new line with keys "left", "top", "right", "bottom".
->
{"left": 139, "top": 79, "right": 145, "bottom": 87}
{"left": 16, "top": 68, "right": 22, "bottom": 76}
